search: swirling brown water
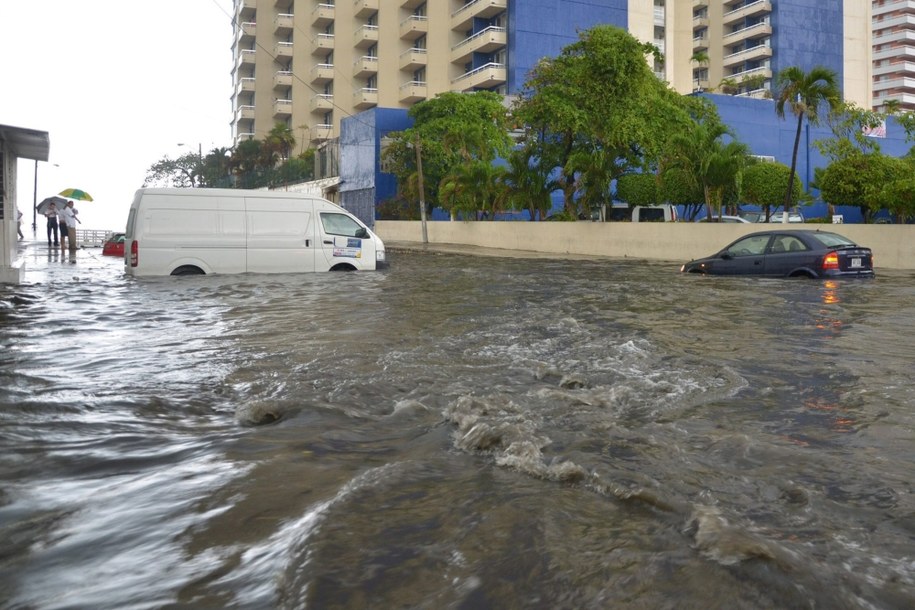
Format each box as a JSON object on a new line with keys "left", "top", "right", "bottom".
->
{"left": 1, "top": 246, "right": 913, "bottom": 609}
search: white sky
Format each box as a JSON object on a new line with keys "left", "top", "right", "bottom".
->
{"left": 1, "top": 0, "right": 235, "bottom": 232}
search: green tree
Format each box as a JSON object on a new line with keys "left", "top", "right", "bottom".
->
{"left": 876, "top": 176, "right": 915, "bottom": 224}
{"left": 742, "top": 161, "right": 801, "bottom": 220}
{"left": 382, "top": 91, "right": 512, "bottom": 218}
{"left": 499, "top": 144, "right": 555, "bottom": 221}
{"left": 775, "top": 66, "right": 841, "bottom": 210}
{"left": 615, "top": 172, "right": 659, "bottom": 207}
{"left": 819, "top": 152, "right": 908, "bottom": 223}
{"left": 144, "top": 152, "right": 205, "bottom": 188}
{"left": 265, "top": 122, "right": 296, "bottom": 162}
{"left": 690, "top": 50, "right": 709, "bottom": 92}
{"left": 513, "top": 25, "right": 694, "bottom": 217}
{"left": 663, "top": 117, "right": 749, "bottom": 220}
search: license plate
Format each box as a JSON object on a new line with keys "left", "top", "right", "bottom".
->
{"left": 850, "top": 257, "right": 862, "bottom": 268}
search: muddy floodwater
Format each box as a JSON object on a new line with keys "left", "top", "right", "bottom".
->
{"left": 1, "top": 244, "right": 914, "bottom": 609}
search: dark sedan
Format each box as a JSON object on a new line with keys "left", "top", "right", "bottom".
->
{"left": 681, "top": 230, "right": 875, "bottom": 278}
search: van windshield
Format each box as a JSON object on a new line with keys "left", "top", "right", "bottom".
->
{"left": 321, "top": 212, "right": 365, "bottom": 238}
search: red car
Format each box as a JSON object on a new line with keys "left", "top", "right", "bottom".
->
{"left": 102, "top": 232, "right": 126, "bottom": 257}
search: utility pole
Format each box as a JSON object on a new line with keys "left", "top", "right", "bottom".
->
{"left": 414, "top": 135, "right": 428, "bottom": 244}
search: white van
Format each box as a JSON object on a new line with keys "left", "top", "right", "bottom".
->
{"left": 123, "top": 188, "right": 386, "bottom": 276}
{"left": 607, "top": 203, "right": 678, "bottom": 222}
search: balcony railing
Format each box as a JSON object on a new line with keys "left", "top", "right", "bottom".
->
{"left": 354, "top": 0, "right": 379, "bottom": 19}
{"left": 312, "top": 3, "right": 335, "bottom": 27}
{"left": 399, "top": 47, "right": 427, "bottom": 71}
{"left": 310, "top": 63, "right": 334, "bottom": 84}
{"left": 451, "top": 0, "right": 507, "bottom": 32}
{"left": 399, "top": 80, "right": 427, "bottom": 103}
{"left": 309, "top": 94, "right": 334, "bottom": 113}
{"left": 235, "top": 105, "right": 255, "bottom": 121}
{"left": 354, "top": 24, "right": 379, "bottom": 48}
{"left": 451, "top": 62, "right": 506, "bottom": 91}
{"left": 274, "top": 41, "right": 293, "bottom": 59}
{"left": 353, "top": 55, "right": 379, "bottom": 78}
{"left": 722, "top": 0, "right": 772, "bottom": 26}
{"left": 274, "top": 70, "right": 293, "bottom": 89}
{"left": 723, "top": 22, "right": 772, "bottom": 45}
{"left": 400, "top": 15, "right": 428, "bottom": 40}
{"left": 311, "top": 33, "right": 335, "bottom": 55}
{"left": 451, "top": 26, "right": 506, "bottom": 64}
{"left": 727, "top": 65, "right": 772, "bottom": 81}
{"left": 310, "top": 124, "right": 334, "bottom": 142}
{"left": 238, "top": 21, "right": 256, "bottom": 43}
{"left": 273, "top": 98, "right": 293, "bottom": 117}
{"left": 237, "top": 49, "right": 256, "bottom": 67}
{"left": 275, "top": 13, "right": 293, "bottom": 35}
{"left": 722, "top": 45, "right": 772, "bottom": 67}
{"left": 353, "top": 87, "right": 378, "bottom": 109}
{"left": 236, "top": 76, "right": 256, "bottom": 96}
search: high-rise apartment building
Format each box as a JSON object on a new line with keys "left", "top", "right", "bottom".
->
{"left": 229, "top": 0, "right": 872, "bottom": 149}
{"left": 872, "top": 0, "right": 915, "bottom": 111}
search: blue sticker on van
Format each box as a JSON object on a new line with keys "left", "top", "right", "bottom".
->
{"left": 347, "top": 238, "right": 361, "bottom": 248}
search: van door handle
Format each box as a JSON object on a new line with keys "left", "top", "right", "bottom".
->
{"left": 305, "top": 239, "right": 310, "bottom": 247}
{"left": 323, "top": 240, "right": 333, "bottom": 244}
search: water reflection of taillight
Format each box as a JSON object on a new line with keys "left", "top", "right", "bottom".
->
{"left": 130, "top": 241, "right": 138, "bottom": 267}
{"left": 822, "top": 252, "right": 839, "bottom": 271}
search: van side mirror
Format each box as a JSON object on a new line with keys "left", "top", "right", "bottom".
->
{"left": 355, "top": 227, "right": 368, "bottom": 239}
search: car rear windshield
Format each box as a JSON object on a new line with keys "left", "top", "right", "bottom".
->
{"left": 811, "top": 232, "right": 856, "bottom": 248}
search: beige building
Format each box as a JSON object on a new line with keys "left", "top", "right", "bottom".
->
{"left": 229, "top": 0, "right": 873, "bottom": 151}
{"left": 872, "top": 0, "right": 915, "bottom": 110}
{"left": 231, "top": 0, "right": 508, "bottom": 149}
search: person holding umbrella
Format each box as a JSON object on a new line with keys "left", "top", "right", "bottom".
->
{"left": 44, "top": 201, "right": 60, "bottom": 248}
{"left": 58, "top": 200, "right": 80, "bottom": 255}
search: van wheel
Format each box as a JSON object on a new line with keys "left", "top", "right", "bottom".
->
{"left": 171, "top": 265, "right": 205, "bottom": 276}
{"left": 330, "top": 264, "right": 357, "bottom": 272}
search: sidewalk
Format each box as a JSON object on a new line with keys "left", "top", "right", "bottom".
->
{"left": 14, "top": 234, "right": 121, "bottom": 285}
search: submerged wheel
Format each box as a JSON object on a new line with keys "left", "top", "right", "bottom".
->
{"left": 171, "top": 265, "right": 205, "bottom": 276}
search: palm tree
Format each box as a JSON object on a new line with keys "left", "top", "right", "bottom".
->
{"left": 775, "top": 66, "right": 841, "bottom": 211}
{"left": 690, "top": 51, "right": 709, "bottom": 92}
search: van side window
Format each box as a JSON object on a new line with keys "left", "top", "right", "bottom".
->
{"left": 321, "top": 212, "right": 365, "bottom": 238}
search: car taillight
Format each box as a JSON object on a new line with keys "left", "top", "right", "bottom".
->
{"left": 822, "top": 252, "right": 839, "bottom": 270}
{"left": 130, "top": 240, "right": 138, "bottom": 267}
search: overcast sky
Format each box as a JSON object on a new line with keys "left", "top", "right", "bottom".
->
{"left": 1, "top": 0, "right": 234, "bottom": 232}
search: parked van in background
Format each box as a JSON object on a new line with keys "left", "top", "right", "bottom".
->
{"left": 124, "top": 188, "right": 386, "bottom": 276}
{"left": 607, "top": 203, "right": 678, "bottom": 222}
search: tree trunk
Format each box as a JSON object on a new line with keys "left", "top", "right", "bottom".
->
{"left": 784, "top": 113, "right": 804, "bottom": 213}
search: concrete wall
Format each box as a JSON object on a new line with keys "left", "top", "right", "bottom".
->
{"left": 375, "top": 220, "right": 915, "bottom": 270}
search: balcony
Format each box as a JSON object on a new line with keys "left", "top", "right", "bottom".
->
{"left": 354, "top": 0, "right": 379, "bottom": 19}
{"left": 722, "top": 45, "right": 773, "bottom": 68}
{"left": 353, "top": 88, "right": 378, "bottom": 109}
{"left": 873, "top": 76, "right": 915, "bottom": 93}
{"left": 275, "top": 13, "right": 293, "bottom": 36}
{"left": 693, "top": 15, "right": 709, "bottom": 30}
{"left": 873, "top": 28, "right": 915, "bottom": 46}
{"left": 874, "top": 13, "right": 915, "bottom": 30}
{"left": 722, "top": 0, "right": 772, "bottom": 26}
{"left": 236, "top": 76, "right": 256, "bottom": 96}
{"left": 274, "top": 70, "right": 293, "bottom": 89}
{"left": 693, "top": 0, "right": 708, "bottom": 7}
{"left": 451, "top": 0, "right": 507, "bottom": 32}
{"left": 451, "top": 26, "right": 506, "bottom": 64}
{"left": 399, "top": 81, "right": 427, "bottom": 103}
{"left": 723, "top": 22, "right": 772, "bottom": 45}
{"left": 399, "top": 47, "right": 427, "bottom": 71}
{"left": 311, "top": 33, "right": 335, "bottom": 55}
{"left": 310, "top": 63, "right": 334, "bottom": 84}
{"left": 235, "top": 132, "right": 255, "bottom": 142}
{"left": 873, "top": 0, "right": 915, "bottom": 18}
{"left": 237, "top": 0, "right": 255, "bottom": 20}
{"left": 310, "top": 94, "right": 334, "bottom": 113}
{"left": 874, "top": 46, "right": 915, "bottom": 62}
{"left": 311, "top": 3, "right": 334, "bottom": 28}
{"left": 238, "top": 21, "right": 256, "bottom": 44}
{"left": 727, "top": 65, "right": 772, "bottom": 81}
{"left": 273, "top": 98, "right": 293, "bottom": 118}
{"left": 353, "top": 55, "right": 379, "bottom": 78}
{"left": 452, "top": 62, "right": 506, "bottom": 91}
{"left": 274, "top": 41, "right": 293, "bottom": 60}
{"left": 237, "top": 48, "right": 256, "bottom": 68}
{"left": 310, "top": 124, "right": 334, "bottom": 143}
{"left": 400, "top": 15, "right": 428, "bottom": 40}
{"left": 692, "top": 35, "right": 708, "bottom": 52}
{"left": 874, "top": 60, "right": 915, "bottom": 77}
{"left": 354, "top": 24, "right": 379, "bottom": 49}
{"left": 235, "top": 105, "right": 255, "bottom": 122}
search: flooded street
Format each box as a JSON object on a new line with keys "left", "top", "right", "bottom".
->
{"left": 2, "top": 243, "right": 914, "bottom": 609}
